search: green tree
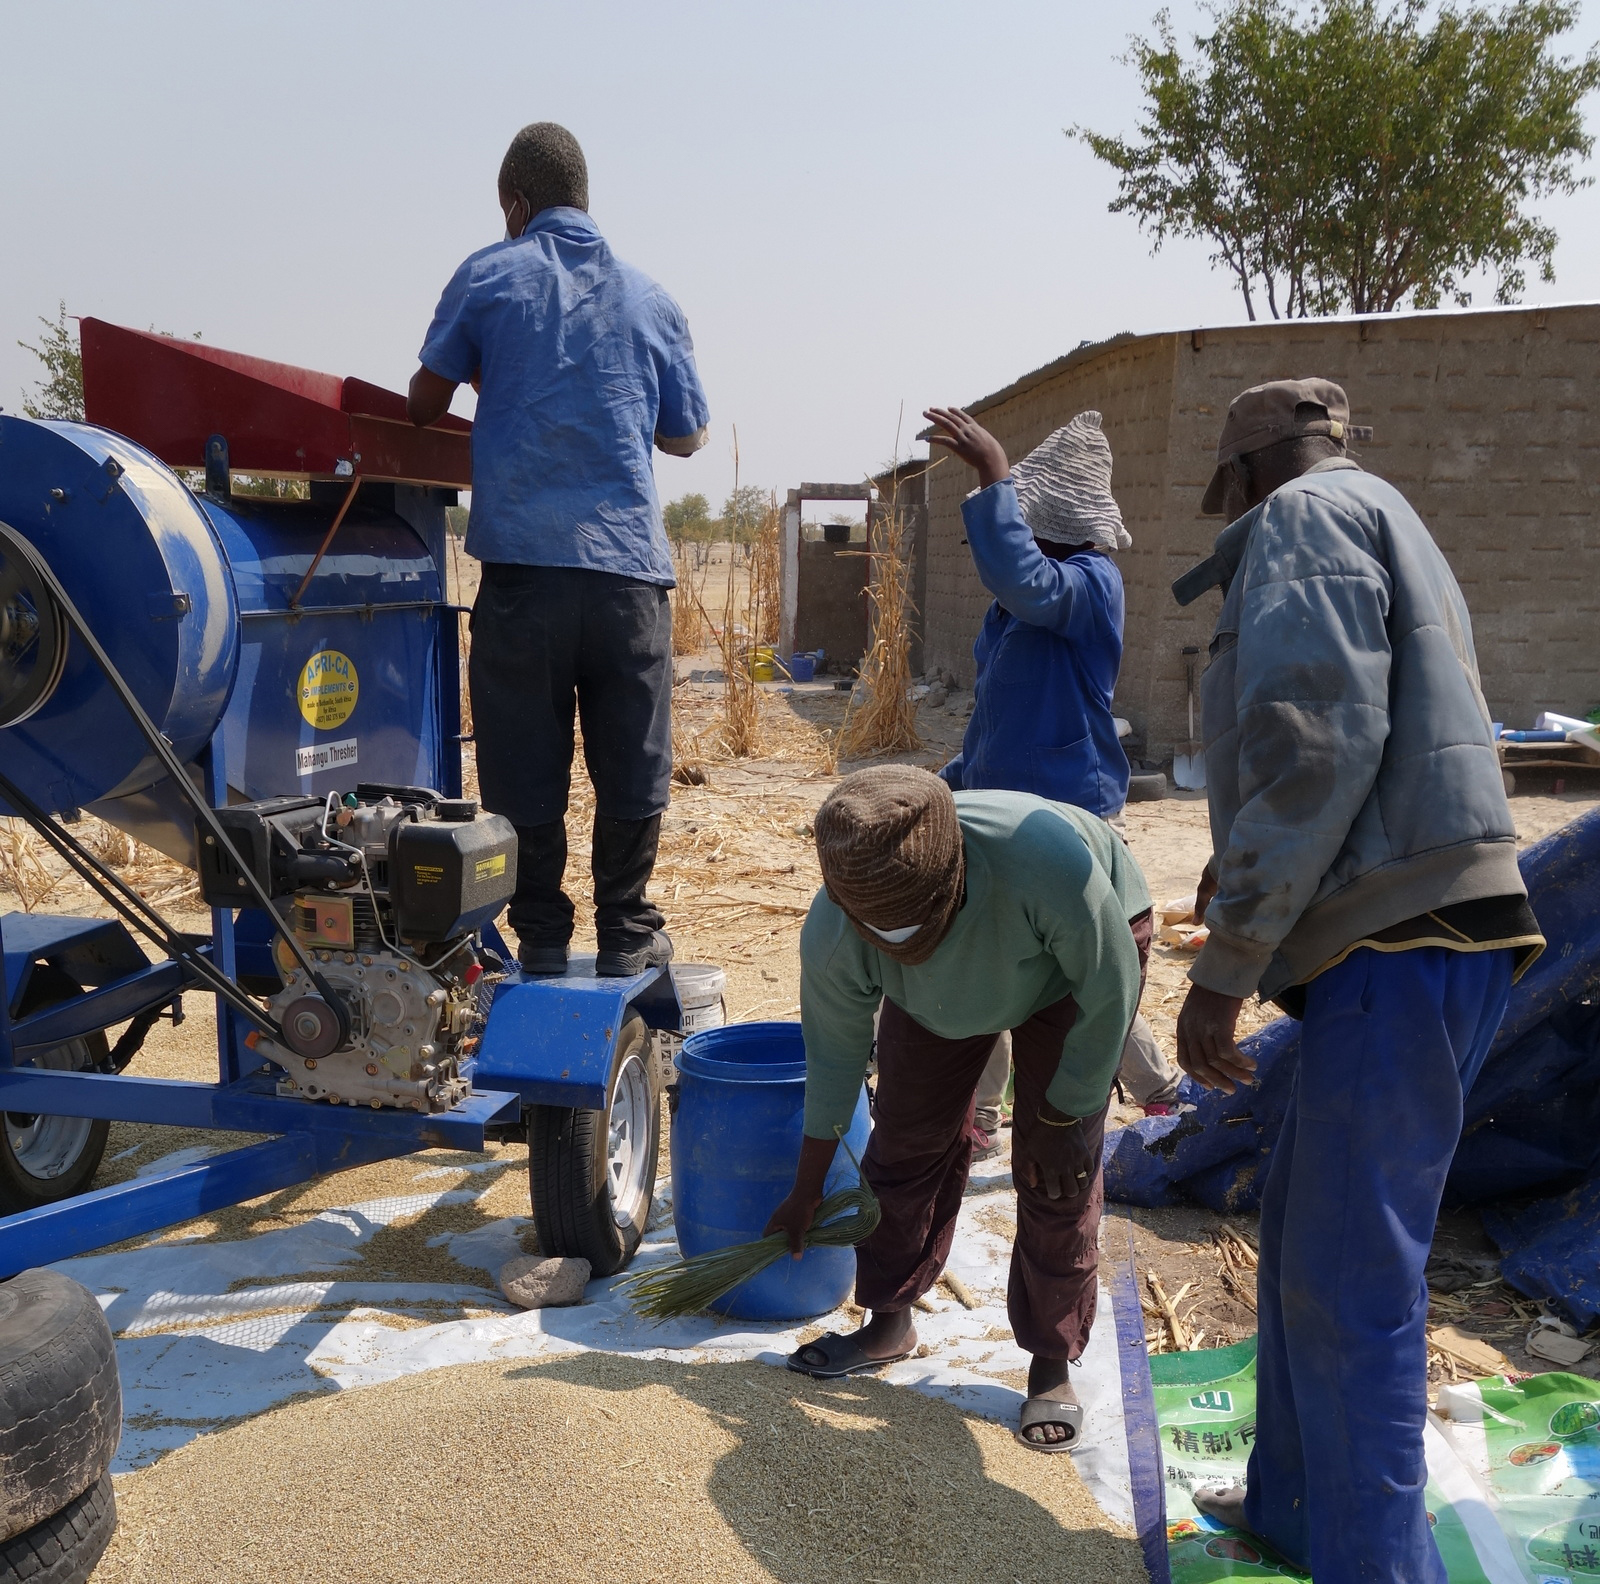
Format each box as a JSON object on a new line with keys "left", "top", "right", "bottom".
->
{"left": 719, "top": 484, "right": 769, "bottom": 545}
{"left": 17, "top": 302, "right": 84, "bottom": 420}
{"left": 1074, "top": 1, "right": 1600, "bottom": 318}
{"left": 664, "top": 491, "right": 714, "bottom": 544}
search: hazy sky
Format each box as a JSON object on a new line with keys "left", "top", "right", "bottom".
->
{"left": 4, "top": 1, "right": 1598, "bottom": 510}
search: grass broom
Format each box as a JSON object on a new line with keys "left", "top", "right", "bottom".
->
{"left": 619, "top": 1137, "right": 878, "bottom": 1320}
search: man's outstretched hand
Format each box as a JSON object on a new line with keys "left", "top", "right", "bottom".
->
{"left": 1176, "top": 984, "right": 1256, "bottom": 1095}
{"left": 923, "top": 407, "right": 1010, "bottom": 489}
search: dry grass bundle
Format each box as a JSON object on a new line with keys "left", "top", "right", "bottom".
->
{"left": 0, "top": 814, "right": 200, "bottom": 917}
{"left": 751, "top": 500, "right": 780, "bottom": 648}
{"left": 80, "top": 819, "right": 135, "bottom": 868}
{"left": 671, "top": 541, "right": 711, "bottom": 655}
{"left": 670, "top": 678, "right": 711, "bottom": 787}
{"left": 699, "top": 593, "right": 761, "bottom": 759}
{"left": 0, "top": 819, "right": 64, "bottom": 911}
{"left": 838, "top": 488, "right": 921, "bottom": 759}
{"left": 447, "top": 533, "right": 475, "bottom": 736}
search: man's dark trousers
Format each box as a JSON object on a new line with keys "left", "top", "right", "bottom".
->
{"left": 857, "top": 911, "right": 1153, "bottom": 1358}
{"left": 469, "top": 563, "right": 672, "bottom": 954}
{"left": 1243, "top": 945, "right": 1515, "bottom": 1582}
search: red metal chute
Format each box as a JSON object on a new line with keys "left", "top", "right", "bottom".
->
{"left": 79, "top": 319, "right": 471, "bottom": 489}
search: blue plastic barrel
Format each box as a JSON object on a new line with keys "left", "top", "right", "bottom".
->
{"left": 788, "top": 654, "right": 816, "bottom": 683}
{"left": 672, "top": 1021, "right": 871, "bottom": 1319}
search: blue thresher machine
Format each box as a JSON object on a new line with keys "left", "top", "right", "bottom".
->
{"left": 0, "top": 321, "right": 679, "bottom": 1278}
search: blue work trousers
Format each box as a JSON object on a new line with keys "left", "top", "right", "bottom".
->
{"left": 1243, "top": 945, "right": 1514, "bottom": 1583}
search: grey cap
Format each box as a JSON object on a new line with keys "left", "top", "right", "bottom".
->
{"left": 1200, "top": 378, "right": 1357, "bottom": 515}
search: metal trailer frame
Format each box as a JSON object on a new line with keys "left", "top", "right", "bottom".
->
{"left": 0, "top": 363, "right": 681, "bottom": 1276}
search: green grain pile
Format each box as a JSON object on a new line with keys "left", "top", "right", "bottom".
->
{"left": 92, "top": 1354, "right": 1145, "bottom": 1584}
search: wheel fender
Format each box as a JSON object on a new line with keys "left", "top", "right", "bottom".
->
{"left": 473, "top": 963, "right": 679, "bottom": 1110}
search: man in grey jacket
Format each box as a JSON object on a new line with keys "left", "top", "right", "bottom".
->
{"left": 1172, "top": 379, "right": 1543, "bottom": 1583}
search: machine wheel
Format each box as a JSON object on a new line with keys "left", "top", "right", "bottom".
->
{"left": 1127, "top": 772, "right": 1168, "bottom": 802}
{"left": 0, "top": 1270, "right": 121, "bottom": 1546}
{"left": 0, "top": 971, "right": 111, "bottom": 1215}
{"left": 528, "top": 1014, "right": 661, "bottom": 1277}
{"left": 0, "top": 1474, "right": 116, "bottom": 1584}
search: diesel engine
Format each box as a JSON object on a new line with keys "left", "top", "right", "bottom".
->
{"left": 197, "top": 785, "right": 516, "bottom": 1113}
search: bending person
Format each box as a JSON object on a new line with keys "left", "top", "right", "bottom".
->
{"left": 766, "top": 767, "right": 1152, "bottom": 1452}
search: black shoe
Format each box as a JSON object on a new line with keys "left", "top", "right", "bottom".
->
{"left": 595, "top": 930, "right": 673, "bottom": 978}
{"left": 519, "top": 946, "right": 570, "bottom": 977}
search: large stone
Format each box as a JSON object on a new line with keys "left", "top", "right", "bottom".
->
{"left": 499, "top": 1255, "right": 592, "bottom": 1310}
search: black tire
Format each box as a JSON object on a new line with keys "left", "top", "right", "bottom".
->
{"left": 1127, "top": 772, "right": 1168, "bottom": 803}
{"left": 0, "top": 970, "right": 111, "bottom": 1214}
{"left": 0, "top": 1271, "right": 120, "bottom": 1544}
{"left": 1502, "top": 768, "right": 1516, "bottom": 797}
{"left": 528, "top": 1014, "right": 661, "bottom": 1277}
{"left": 0, "top": 1473, "right": 115, "bottom": 1584}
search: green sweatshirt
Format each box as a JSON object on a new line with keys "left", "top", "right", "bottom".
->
{"left": 799, "top": 790, "right": 1152, "bottom": 1139}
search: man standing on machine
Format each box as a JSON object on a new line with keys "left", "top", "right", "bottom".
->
{"left": 408, "top": 121, "right": 710, "bottom": 977}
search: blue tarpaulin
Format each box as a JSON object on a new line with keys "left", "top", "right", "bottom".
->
{"left": 1103, "top": 808, "right": 1600, "bottom": 1320}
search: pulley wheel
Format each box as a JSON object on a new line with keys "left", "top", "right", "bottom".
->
{"left": 280, "top": 995, "right": 345, "bottom": 1060}
{"left": 0, "top": 520, "right": 69, "bottom": 729}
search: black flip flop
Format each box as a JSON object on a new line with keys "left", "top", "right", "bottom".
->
{"left": 1015, "top": 1393, "right": 1084, "bottom": 1453}
{"left": 786, "top": 1331, "right": 914, "bottom": 1380}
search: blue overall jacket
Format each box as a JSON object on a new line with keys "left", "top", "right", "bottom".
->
{"left": 940, "top": 480, "right": 1130, "bottom": 818}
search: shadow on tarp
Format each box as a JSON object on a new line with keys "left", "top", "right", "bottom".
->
{"left": 1104, "top": 808, "right": 1600, "bottom": 1320}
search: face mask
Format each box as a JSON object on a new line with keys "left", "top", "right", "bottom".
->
{"left": 863, "top": 921, "right": 921, "bottom": 944}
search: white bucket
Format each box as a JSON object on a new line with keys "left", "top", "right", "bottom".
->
{"left": 671, "top": 962, "right": 727, "bottom": 1035}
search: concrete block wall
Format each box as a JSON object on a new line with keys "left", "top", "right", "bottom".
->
{"left": 923, "top": 303, "right": 1600, "bottom": 760}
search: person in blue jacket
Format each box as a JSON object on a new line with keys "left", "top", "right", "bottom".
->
{"left": 923, "top": 405, "right": 1178, "bottom": 1138}
{"left": 925, "top": 405, "right": 1131, "bottom": 818}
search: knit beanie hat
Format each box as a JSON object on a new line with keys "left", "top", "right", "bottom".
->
{"left": 1010, "top": 411, "right": 1132, "bottom": 552}
{"left": 814, "top": 766, "right": 965, "bottom": 966}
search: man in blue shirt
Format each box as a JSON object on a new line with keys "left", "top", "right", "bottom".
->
{"left": 409, "top": 122, "right": 709, "bottom": 977}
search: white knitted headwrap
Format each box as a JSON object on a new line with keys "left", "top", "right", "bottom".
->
{"left": 1010, "top": 411, "right": 1131, "bottom": 552}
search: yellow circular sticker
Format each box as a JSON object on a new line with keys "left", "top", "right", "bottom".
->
{"left": 298, "top": 649, "right": 359, "bottom": 730}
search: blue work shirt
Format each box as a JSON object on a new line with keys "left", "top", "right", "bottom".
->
{"left": 940, "top": 480, "right": 1130, "bottom": 818}
{"left": 419, "top": 207, "right": 709, "bottom": 586}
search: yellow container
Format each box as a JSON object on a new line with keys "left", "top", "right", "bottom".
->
{"left": 751, "top": 645, "right": 775, "bottom": 682}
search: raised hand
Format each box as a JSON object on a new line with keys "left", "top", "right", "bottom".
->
{"left": 923, "top": 406, "right": 1011, "bottom": 489}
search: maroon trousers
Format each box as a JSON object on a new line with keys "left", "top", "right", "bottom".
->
{"left": 855, "top": 911, "right": 1153, "bottom": 1360}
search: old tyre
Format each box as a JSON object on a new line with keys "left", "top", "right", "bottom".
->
{"left": 528, "top": 1014, "right": 661, "bottom": 1277}
{"left": 0, "top": 1473, "right": 115, "bottom": 1584}
{"left": 0, "top": 1270, "right": 121, "bottom": 1545}
{"left": 0, "top": 970, "right": 111, "bottom": 1214}
{"left": 1127, "top": 772, "right": 1168, "bottom": 803}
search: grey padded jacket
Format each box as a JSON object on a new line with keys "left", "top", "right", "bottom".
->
{"left": 1191, "top": 457, "right": 1524, "bottom": 1001}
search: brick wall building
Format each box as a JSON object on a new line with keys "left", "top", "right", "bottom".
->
{"left": 922, "top": 303, "right": 1600, "bottom": 760}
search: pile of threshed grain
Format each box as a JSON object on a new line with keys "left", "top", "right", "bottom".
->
{"left": 93, "top": 1355, "right": 1144, "bottom": 1584}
